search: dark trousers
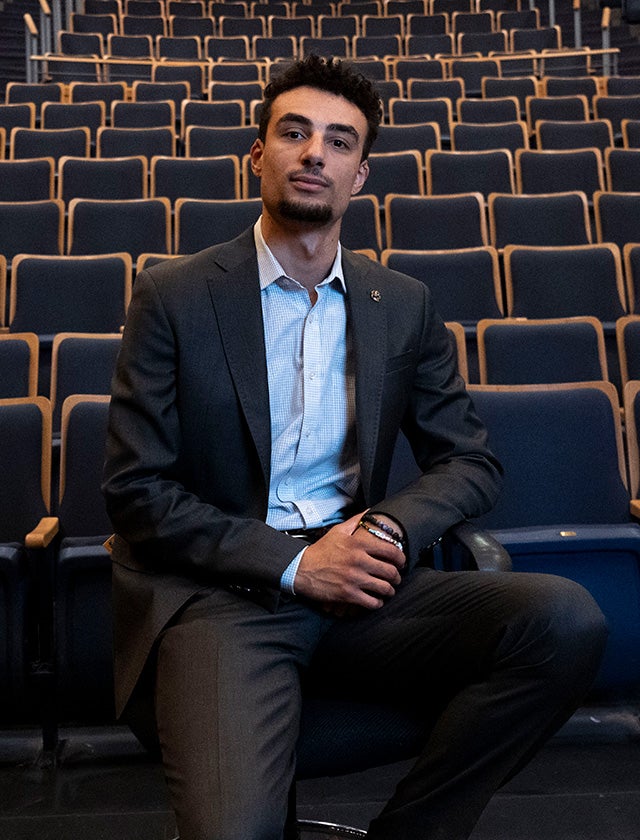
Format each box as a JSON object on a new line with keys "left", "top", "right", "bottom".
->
{"left": 153, "top": 568, "right": 607, "bottom": 840}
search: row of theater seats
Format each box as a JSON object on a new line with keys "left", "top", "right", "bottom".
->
{"left": 4, "top": 376, "right": 640, "bottom": 732}
{"left": 4, "top": 146, "right": 640, "bottom": 207}
{"left": 3, "top": 190, "right": 640, "bottom": 260}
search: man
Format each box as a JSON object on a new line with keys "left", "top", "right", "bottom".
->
{"left": 103, "top": 55, "right": 607, "bottom": 840}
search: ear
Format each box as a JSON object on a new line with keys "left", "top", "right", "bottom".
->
{"left": 351, "top": 159, "right": 369, "bottom": 196}
{"left": 249, "top": 138, "right": 264, "bottom": 176}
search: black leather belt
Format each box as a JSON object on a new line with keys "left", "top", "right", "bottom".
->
{"left": 283, "top": 525, "right": 333, "bottom": 543}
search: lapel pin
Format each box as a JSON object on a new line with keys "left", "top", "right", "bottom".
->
{"left": 370, "top": 289, "right": 381, "bottom": 302}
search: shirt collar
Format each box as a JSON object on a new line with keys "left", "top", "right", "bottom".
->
{"left": 254, "top": 217, "right": 346, "bottom": 294}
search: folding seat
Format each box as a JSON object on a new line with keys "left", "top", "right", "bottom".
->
{"left": 84, "top": 0, "right": 123, "bottom": 14}
{"left": 150, "top": 154, "right": 241, "bottom": 201}
{"left": 152, "top": 61, "right": 206, "bottom": 98}
{"left": 41, "top": 101, "right": 106, "bottom": 148}
{"left": 9, "top": 126, "right": 91, "bottom": 163}
{"left": 97, "top": 125, "right": 176, "bottom": 160}
{"left": 384, "top": 192, "right": 488, "bottom": 250}
{"left": 184, "top": 124, "right": 258, "bottom": 157}
{"left": 0, "top": 200, "right": 65, "bottom": 267}
{"left": 481, "top": 74, "right": 537, "bottom": 119}
{"left": 111, "top": 99, "right": 176, "bottom": 131}
{"left": 496, "top": 8, "right": 539, "bottom": 32}
{"left": 606, "top": 75, "right": 640, "bottom": 95}
{"left": 624, "top": 242, "right": 640, "bottom": 314}
{"left": 0, "top": 104, "right": 36, "bottom": 154}
{"left": 448, "top": 58, "right": 500, "bottom": 98}
{"left": 375, "top": 122, "right": 441, "bottom": 153}
{"left": 122, "top": 13, "right": 167, "bottom": 36}
{"left": 67, "top": 198, "right": 172, "bottom": 263}
{"left": 616, "top": 313, "right": 640, "bottom": 386}
{"left": 467, "top": 380, "right": 640, "bottom": 697}
{"left": 510, "top": 25, "right": 562, "bottom": 52}
{"left": 426, "top": 148, "right": 514, "bottom": 199}
{"left": 390, "top": 58, "right": 446, "bottom": 87}
{"left": 337, "top": 0, "right": 381, "bottom": 15}
{"left": 405, "top": 12, "right": 448, "bottom": 36}
{"left": 49, "top": 334, "right": 122, "bottom": 436}
{"left": 386, "top": 0, "right": 427, "bottom": 15}
{"left": 593, "top": 190, "right": 640, "bottom": 253}
{"left": 0, "top": 396, "right": 56, "bottom": 720}
{"left": 290, "top": 0, "right": 333, "bottom": 17}
{"left": 268, "top": 15, "right": 314, "bottom": 38}
{"left": 169, "top": 14, "right": 215, "bottom": 37}
{"left": 253, "top": 34, "right": 297, "bottom": 60}
{"left": 8, "top": 253, "right": 133, "bottom": 341}
{"left": 250, "top": 1, "right": 289, "bottom": 19}
{"left": 209, "top": 0, "right": 249, "bottom": 17}
{"left": 404, "top": 33, "right": 454, "bottom": 57}
{"left": 316, "top": 14, "right": 358, "bottom": 38}
{"left": 540, "top": 74, "right": 600, "bottom": 102}
{"left": 524, "top": 94, "right": 590, "bottom": 136}
{"left": 70, "top": 11, "right": 119, "bottom": 34}
{"left": 476, "top": 316, "right": 609, "bottom": 385}
{"left": 488, "top": 190, "right": 592, "bottom": 250}
{"left": 0, "top": 333, "right": 39, "bottom": 398}
{"left": 105, "top": 33, "right": 155, "bottom": 82}
{"left": 68, "top": 80, "right": 128, "bottom": 115}
{"left": 604, "top": 148, "right": 640, "bottom": 192}
{"left": 335, "top": 194, "right": 384, "bottom": 255}
{"left": 456, "top": 96, "right": 520, "bottom": 124}
{"left": 219, "top": 15, "right": 265, "bottom": 37}
{"left": 0, "top": 158, "right": 55, "bottom": 201}
{"left": 125, "top": 0, "right": 164, "bottom": 15}
{"left": 180, "top": 100, "right": 245, "bottom": 140}
{"left": 502, "top": 242, "right": 626, "bottom": 327}
{"left": 58, "top": 155, "right": 148, "bottom": 202}
{"left": 209, "top": 60, "right": 264, "bottom": 82}
{"left": 299, "top": 35, "right": 350, "bottom": 58}
{"left": 431, "top": 0, "right": 473, "bottom": 13}
{"left": 51, "top": 394, "right": 117, "bottom": 722}
{"left": 514, "top": 148, "right": 605, "bottom": 204}
{"left": 374, "top": 80, "right": 404, "bottom": 119}
{"left": 451, "top": 119, "right": 529, "bottom": 153}
{"left": 56, "top": 29, "right": 106, "bottom": 65}
{"left": 389, "top": 98, "right": 453, "bottom": 147}
{"left": 208, "top": 80, "right": 265, "bottom": 123}
{"left": 622, "top": 118, "right": 640, "bottom": 148}
{"left": 361, "top": 14, "right": 404, "bottom": 37}
{"left": 381, "top": 245, "right": 503, "bottom": 326}
{"left": 450, "top": 9, "right": 493, "bottom": 36}
{"left": 156, "top": 34, "right": 202, "bottom": 59}
{"left": 536, "top": 118, "right": 614, "bottom": 152}
{"left": 174, "top": 197, "right": 262, "bottom": 253}
{"left": 364, "top": 150, "right": 425, "bottom": 202}
{"left": 132, "top": 78, "right": 191, "bottom": 112}
{"left": 5, "top": 82, "right": 64, "bottom": 118}
{"left": 457, "top": 30, "right": 507, "bottom": 56}
{"left": 168, "top": 0, "right": 205, "bottom": 14}
{"left": 593, "top": 94, "right": 640, "bottom": 145}
{"left": 407, "top": 77, "right": 465, "bottom": 108}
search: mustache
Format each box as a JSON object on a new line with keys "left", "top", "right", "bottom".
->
{"left": 289, "top": 167, "right": 331, "bottom": 186}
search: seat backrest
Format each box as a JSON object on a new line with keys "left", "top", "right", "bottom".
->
{"left": 451, "top": 120, "right": 529, "bottom": 153}
{"left": 381, "top": 245, "right": 503, "bottom": 324}
{"left": 593, "top": 94, "right": 640, "bottom": 143}
{"left": 58, "top": 155, "right": 148, "bottom": 202}
{"left": 536, "top": 118, "right": 614, "bottom": 152}
{"left": 338, "top": 194, "right": 383, "bottom": 254}
{"left": 67, "top": 198, "right": 172, "bottom": 260}
{"left": 374, "top": 122, "right": 441, "bottom": 153}
{"left": 50, "top": 333, "right": 122, "bottom": 434}
{"left": 9, "top": 253, "right": 133, "bottom": 337}
{"left": 502, "top": 242, "right": 627, "bottom": 321}
{"left": 384, "top": 192, "right": 488, "bottom": 250}
{"left": 593, "top": 190, "right": 640, "bottom": 252}
{"left": 0, "top": 200, "right": 65, "bottom": 264}
{"left": 425, "top": 149, "right": 514, "bottom": 199}
{"left": 456, "top": 95, "right": 520, "bottom": 124}
{"left": 111, "top": 99, "right": 176, "bottom": 129}
{"left": 0, "top": 158, "right": 55, "bottom": 201}
{"left": 388, "top": 98, "right": 453, "bottom": 145}
{"left": 365, "top": 150, "right": 425, "bottom": 201}
{"left": 10, "top": 126, "right": 91, "bottom": 162}
{"left": 525, "top": 94, "right": 590, "bottom": 134}
{"left": 623, "top": 242, "right": 640, "bottom": 315}
{"left": 477, "top": 316, "right": 608, "bottom": 385}
{"left": 605, "top": 148, "right": 640, "bottom": 192}
{"left": 151, "top": 154, "right": 241, "bottom": 201}
{"left": 185, "top": 124, "right": 258, "bottom": 157}
{"left": 514, "top": 148, "right": 604, "bottom": 201}
{"left": 0, "top": 333, "right": 39, "bottom": 398}
{"left": 468, "top": 381, "right": 630, "bottom": 529}
{"left": 488, "top": 191, "right": 592, "bottom": 249}
{"left": 97, "top": 125, "right": 176, "bottom": 160}
{"left": 0, "top": 396, "right": 52, "bottom": 543}
{"left": 616, "top": 314, "right": 640, "bottom": 387}
{"left": 174, "top": 197, "right": 262, "bottom": 252}
{"left": 41, "top": 102, "right": 106, "bottom": 145}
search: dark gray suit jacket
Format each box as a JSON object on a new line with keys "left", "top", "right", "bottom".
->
{"left": 103, "top": 227, "right": 502, "bottom": 717}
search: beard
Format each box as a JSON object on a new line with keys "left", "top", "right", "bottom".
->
{"left": 277, "top": 199, "right": 333, "bottom": 225}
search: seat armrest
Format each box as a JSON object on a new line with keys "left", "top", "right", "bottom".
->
{"left": 25, "top": 516, "right": 59, "bottom": 549}
{"left": 440, "top": 520, "right": 512, "bottom": 572}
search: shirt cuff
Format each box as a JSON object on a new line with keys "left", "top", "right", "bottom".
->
{"left": 280, "top": 546, "right": 307, "bottom": 595}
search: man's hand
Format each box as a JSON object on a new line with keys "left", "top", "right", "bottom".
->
{"left": 293, "top": 512, "right": 406, "bottom": 612}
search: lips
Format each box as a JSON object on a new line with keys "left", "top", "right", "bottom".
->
{"left": 290, "top": 173, "right": 330, "bottom": 188}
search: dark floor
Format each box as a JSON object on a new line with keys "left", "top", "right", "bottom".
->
{"left": 1, "top": 704, "right": 640, "bottom": 840}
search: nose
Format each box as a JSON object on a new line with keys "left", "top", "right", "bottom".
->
{"left": 301, "top": 132, "right": 324, "bottom": 167}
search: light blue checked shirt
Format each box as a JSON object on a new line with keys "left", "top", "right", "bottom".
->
{"left": 254, "top": 219, "right": 359, "bottom": 593}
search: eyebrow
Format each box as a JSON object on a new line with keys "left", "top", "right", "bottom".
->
{"left": 276, "top": 112, "right": 360, "bottom": 143}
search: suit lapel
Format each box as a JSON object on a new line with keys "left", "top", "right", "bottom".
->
{"left": 206, "top": 235, "right": 272, "bottom": 486}
{"left": 344, "top": 252, "right": 387, "bottom": 501}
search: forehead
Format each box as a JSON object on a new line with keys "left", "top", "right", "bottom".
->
{"left": 268, "top": 86, "right": 368, "bottom": 137}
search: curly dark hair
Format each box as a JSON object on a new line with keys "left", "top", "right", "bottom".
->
{"left": 258, "top": 54, "right": 383, "bottom": 160}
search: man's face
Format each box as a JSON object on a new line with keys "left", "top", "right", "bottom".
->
{"left": 249, "top": 86, "right": 370, "bottom": 228}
